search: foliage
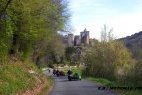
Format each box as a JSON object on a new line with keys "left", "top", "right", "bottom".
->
{"left": 126, "top": 60, "right": 142, "bottom": 87}
{"left": 38, "top": 34, "right": 66, "bottom": 67}
{"left": 0, "top": 60, "right": 45, "bottom": 95}
{"left": 65, "top": 47, "right": 81, "bottom": 66}
{"left": 65, "top": 47, "right": 76, "bottom": 61}
{"left": 101, "top": 25, "right": 114, "bottom": 42}
{"left": 84, "top": 41, "right": 132, "bottom": 80}
{"left": 0, "top": 0, "right": 70, "bottom": 94}
{"left": 0, "top": 0, "right": 70, "bottom": 63}
{"left": 119, "top": 31, "right": 142, "bottom": 60}
{"left": 83, "top": 25, "right": 142, "bottom": 95}
{"left": 83, "top": 25, "right": 132, "bottom": 83}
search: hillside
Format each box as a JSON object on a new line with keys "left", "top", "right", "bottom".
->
{"left": 0, "top": 60, "right": 48, "bottom": 95}
{"left": 119, "top": 31, "right": 142, "bottom": 59}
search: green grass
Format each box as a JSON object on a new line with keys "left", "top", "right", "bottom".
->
{"left": 121, "top": 90, "right": 142, "bottom": 95}
{"left": 0, "top": 60, "right": 46, "bottom": 95}
{"left": 87, "top": 77, "right": 113, "bottom": 86}
{"left": 87, "top": 77, "right": 142, "bottom": 95}
{"left": 39, "top": 76, "right": 53, "bottom": 95}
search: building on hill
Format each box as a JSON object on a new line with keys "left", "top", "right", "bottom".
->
{"left": 74, "top": 35, "right": 80, "bottom": 46}
{"left": 80, "top": 28, "right": 90, "bottom": 46}
{"left": 62, "top": 28, "right": 91, "bottom": 47}
{"left": 67, "top": 33, "right": 74, "bottom": 47}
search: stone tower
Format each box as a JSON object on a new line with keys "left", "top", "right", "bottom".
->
{"left": 80, "top": 28, "right": 90, "bottom": 46}
{"left": 74, "top": 35, "right": 80, "bottom": 46}
{"left": 67, "top": 33, "right": 74, "bottom": 47}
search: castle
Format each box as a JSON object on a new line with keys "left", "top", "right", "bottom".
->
{"left": 63, "top": 29, "right": 92, "bottom": 47}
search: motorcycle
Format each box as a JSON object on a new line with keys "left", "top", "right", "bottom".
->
{"left": 68, "top": 73, "right": 81, "bottom": 81}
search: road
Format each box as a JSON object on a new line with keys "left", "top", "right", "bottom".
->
{"left": 47, "top": 75, "right": 119, "bottom": 95}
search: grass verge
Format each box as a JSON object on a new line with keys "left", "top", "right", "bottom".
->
{"left": 121, "top": 90, "right": 142, "bottom": 95}
{"left": 0, "top": 59, "right": 47, "bottom": 95}
{"left": 86, "top": 77, "right": 113, "bottom": 86}
{"left": 86, "top": 77, "right": 142, "bottom": 95}
{"left": 39, "top": 76, "right": 53, "bottom": 95}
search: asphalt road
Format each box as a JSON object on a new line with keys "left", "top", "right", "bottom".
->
{"left": 48, "top": 75, "right": 119, "bottom": 95}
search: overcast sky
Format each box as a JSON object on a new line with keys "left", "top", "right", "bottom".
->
{"left": 69, "top": 0, "right": 142, "bottom": 39}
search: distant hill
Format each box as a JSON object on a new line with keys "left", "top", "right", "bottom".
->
{"left": 119, "top": 31, "right": 142, "bottom": 59}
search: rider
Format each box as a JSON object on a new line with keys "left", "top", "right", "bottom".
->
{"left": 67, "top": 69, "right": 73, "bottom": 81}
{"left": 53, "top": 69, "right": 56, "bottom": 75}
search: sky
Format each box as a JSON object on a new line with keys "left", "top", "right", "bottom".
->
{"left": 69, "top": 0, "right": 142, "bottom": 39}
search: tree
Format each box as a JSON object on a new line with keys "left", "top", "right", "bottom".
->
{"left": 101, "top": 25, "right": 113, "bottom": 42}
{"left": 65, "top": 47, "right": 82, "bottom": 66}
{"left": 0, "top": 0, "right": 70, "bottom": 64}
{"left": 83, "top": 26, "right": 132, "bottom": 81}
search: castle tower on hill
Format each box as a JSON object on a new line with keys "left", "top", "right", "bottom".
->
{"left": 74, "top": 35, "right": 80, "bottom": 46}
{"left": 64, "top": 28, "right": 90, "bottom": 47}
{"left": 80, "top": 28, "right": 90, "bottom": 46}
{"left": 67, "top": 33, "right": 74, "bottom": 47}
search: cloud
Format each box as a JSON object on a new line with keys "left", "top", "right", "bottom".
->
{"left": 70, "top": 0, "right": 142, "bottom": 39}
{"left": 110, "top": 13, "right": 142, "bottom": 38}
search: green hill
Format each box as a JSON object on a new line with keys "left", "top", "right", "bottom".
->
{"left": 0, "top": 60, "right": 47, "bottom": 95}
{"left": 119, "top": 31, "right": 142, "bottom": 60}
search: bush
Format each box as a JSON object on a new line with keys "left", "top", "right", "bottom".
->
{"left": 126, "top": 60, "right": 142, "bottom": 87}
{"left": 83, "top": 41, "right": 132, "bottom": 81}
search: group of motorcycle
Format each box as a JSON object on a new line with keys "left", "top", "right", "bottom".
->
{"left": 53, "top": 69, "right": 81, "bottom": 81}
{"left": 53, "top": 69, "right": 65, "bottom": 77}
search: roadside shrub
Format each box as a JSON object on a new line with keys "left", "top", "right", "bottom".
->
{"left": 83, "top": 41, "right": 132, "bottom": 82}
